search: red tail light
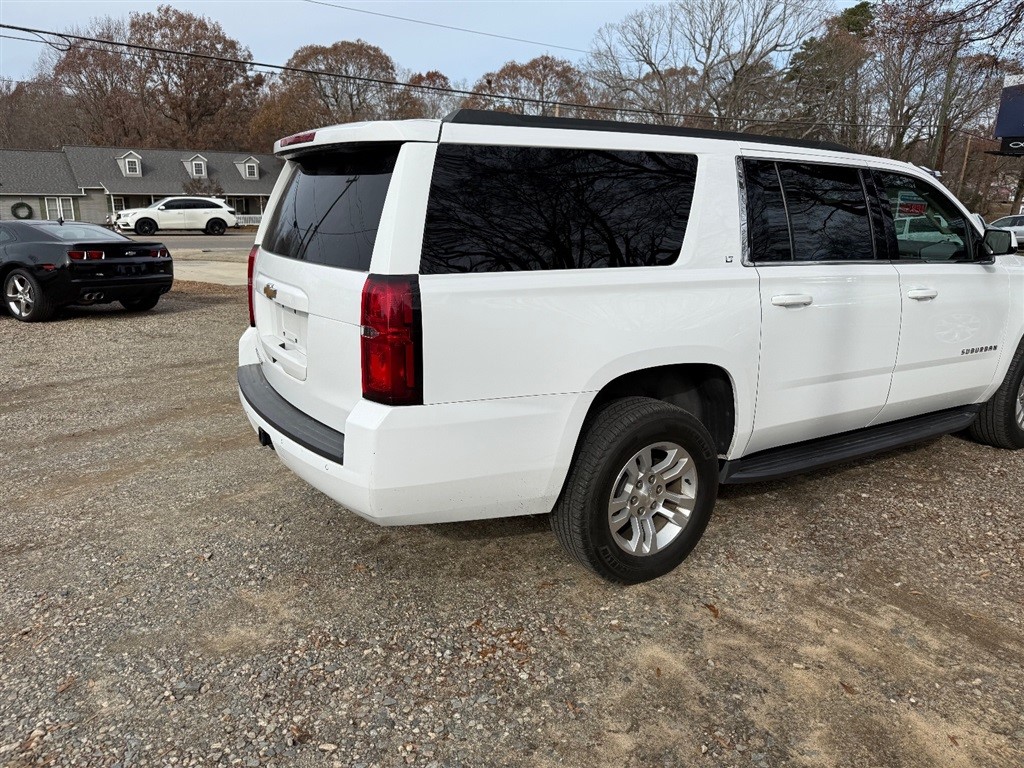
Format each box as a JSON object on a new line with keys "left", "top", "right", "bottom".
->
{"left": 247, "top": 245, "right": 259, "bottom": 327}
{"left": 360, "top": 275, "right": 423, "bottom": 406}
{"left": 67, "top": 250, "right": 104, "bottom": 260}
{"left": 280, "top": 131, "right": 316, "bottom": 147}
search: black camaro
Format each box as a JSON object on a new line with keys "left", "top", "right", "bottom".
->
{"left": 0, "top": 220, "right": 173, "bottom": 322}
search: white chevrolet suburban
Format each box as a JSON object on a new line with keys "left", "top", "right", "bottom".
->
{"left": 238, "top": 110, "right": 1023, "bottom": 584}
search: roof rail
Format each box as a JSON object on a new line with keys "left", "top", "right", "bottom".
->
{"left": 441, "top": 109, "right": 856, "bottom": 154}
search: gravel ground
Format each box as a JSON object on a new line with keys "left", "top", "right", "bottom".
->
{"left": 1, "top": 283, "right": 1023, "bottom": 767}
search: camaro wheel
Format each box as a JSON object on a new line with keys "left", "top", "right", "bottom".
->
{"left": 969, "top": 339, "right": 1024, "bottom": 449}
{"left": 205, "top": 218, "right": 226, "bottom": 235}
{"left": 4, "top": 268, "right": 55, "bottom": 322}
{"left": 134, "top": 218, "right": 157, "bottom": 236}
{"left": 552, "top": 396, "right": 719, "bottom": 584}
{"left": 119, "top": 292, "right": 162, "bottom": 312}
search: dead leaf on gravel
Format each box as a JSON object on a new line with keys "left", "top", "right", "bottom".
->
{"left": 840, "top": 681, "right": 857, "bottom": 695}
{"left": 56, "top": 675, "right": 76, "bottom": 694}
{"left": 703, "top": 603, "right": 720, "bottom": 619}
{"left": 289, "top": 723, "right": 311, "bottom": 744}
{"left": 948, "top": 735, "right": 960, "bottom": 747}
{"left": 537, "top": 580, "right": 555, "bottom": 590}
{"left": 655, "top": 667, "right": 662, "bottom": 678}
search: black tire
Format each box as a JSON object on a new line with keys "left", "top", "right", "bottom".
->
{"left": 552, "top": 396, "right": 719, "bottom": 584}
{"left": 119, "top": 292, "right": 161, "bottom": 312}
{"left": 968, "top": 338, "right": 1024, "bottom": 449}
{"left": 205, "top": 218, "right": 226, "bottom": 236}
{"left": 135, "top": 218, "right": 157, "bottom": 236}
{"left": 3, "top": 268, "right": 55, "bottom": 322}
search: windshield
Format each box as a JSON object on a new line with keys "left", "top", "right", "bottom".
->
{"left": 149, "top": 198, "right": 173, "bottom": 208}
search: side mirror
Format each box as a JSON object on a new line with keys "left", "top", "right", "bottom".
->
{"left": 980, "top": 228, "right": 1016, "bottom": 260}
{"left": 158, "top": 205, "right": 167, "bottom": 211}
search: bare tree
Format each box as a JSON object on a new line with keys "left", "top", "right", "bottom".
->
{"left": 463, "top": 55, "right": 591, "bottom": 116}
{"left": 38, "top": 6, "right": 261, "bottom": 150}
{"left": 588, "top": 0, "right": 828, "bottom": 127}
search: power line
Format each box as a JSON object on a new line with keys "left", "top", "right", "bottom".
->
{"left": 0, "top": 22, "right": 985, "bottom": 134}
{"left": 299, "top": 0, "right": 589, "bottom": 54}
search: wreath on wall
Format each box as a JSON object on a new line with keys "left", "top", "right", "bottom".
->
{"left": 10, "top": 202, "right": 33, "bottom": 219}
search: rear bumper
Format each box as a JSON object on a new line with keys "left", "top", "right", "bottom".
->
{"left": 237, "top": 328, "right": 587, "bottom": 526}
{"left": 41, "top": 265, "right": 173, "bottom": 304}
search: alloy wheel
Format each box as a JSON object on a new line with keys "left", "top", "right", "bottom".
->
{"left": 1016, "top": 376, "right": 1024, "bottom": 430}
{"left": 5, "top": 275, "right": 34, "bottom": 318}
{"left": 607, "top": 441, "right": 697, "bottom": 556}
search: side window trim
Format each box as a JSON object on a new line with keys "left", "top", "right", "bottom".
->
{"left": 773, "top": 161, "right": 797, "bottom": 263}
{"left": 861, "top": 169, "right": 896, "bottom": 262}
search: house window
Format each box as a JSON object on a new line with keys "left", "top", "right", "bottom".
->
{"left": 125, "top": 158, "right": 140, "bottom": 175}
{"left": 245, "top": 163, "right": 258, "bottom": 179}
{"left": 193, "top": 160, "right": 206, "bottom": 177}
{"left": 44, "top": 197, "right": 75, "bottom": 221}
{"left": 227, "top": 197, "right": 246, "bottom": 214}
{"left": 111, "top": 196, "right": 126, "bottom": 212}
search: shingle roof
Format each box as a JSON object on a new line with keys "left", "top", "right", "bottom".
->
{"left": 0, "top": 150, "right": 82, "bottom": 195}
{"left": 62, "top": 146, "right": 283, "bottom": 195}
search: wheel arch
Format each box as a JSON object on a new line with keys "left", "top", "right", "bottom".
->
{"left": 586, "top": 363, "right": 738, "bottom": 456}
{"left": 544, "top": 361, "right": 743, "bottom": 510}
{"left": 0, "top": 259, "right": 35, "bottom": 286}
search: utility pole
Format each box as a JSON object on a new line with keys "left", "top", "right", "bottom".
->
{"left": 956, "top": 134, "right": 973, "bottom": 197}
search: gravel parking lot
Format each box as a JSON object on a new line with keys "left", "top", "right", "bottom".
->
{"left": 2, "top": 283, "right": 1023, "bottom": 767}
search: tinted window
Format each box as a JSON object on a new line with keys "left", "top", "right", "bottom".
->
{"left": 745, "top": 160, "right": 874, "bottom": 262}
{"left": 743, "top": 160, "right": 792, "bottom": 262}
{"left": 163, "top": 200, "right": 188, "bottom": 210}
{"left": 420, "top": 145, "right": 697, "bottom": 273}
{"left": 0, "top": 227, "right": 13, "bottom": 244}
{"left": 30, "top": 223, "right": 129, "bottom": 242}
{"left": 778, "top": 163, "right": 873, "bottom": 261}
{"left": 262, "top": 144, "right": 398, "bottom": 271}
{"left": 875, "top": 171, "right": 971, "bottom": 262}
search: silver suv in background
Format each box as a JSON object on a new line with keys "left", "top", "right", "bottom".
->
{"left": 991, "top": 214, "right": 1024, "bottom": 241}
{"left": 112, "top": 196, "right": 238, "bottom": 236}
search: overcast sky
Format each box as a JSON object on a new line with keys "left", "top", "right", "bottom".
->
{"left": 0, "top": 0, "right": 673, "bottom": 85}
{"left": 1, "top": 1, "right": 860, "bottom": 87}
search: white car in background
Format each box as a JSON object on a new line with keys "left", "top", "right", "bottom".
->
{"left": 113, "top": 196, "right": 237, "bottom": 236}
{"left": 990, "top": 214, "right": 1024, "bottom": 241}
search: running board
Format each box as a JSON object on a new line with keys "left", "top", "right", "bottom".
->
{"left": 720, "top": 405, "right": 981, "bottom": 484}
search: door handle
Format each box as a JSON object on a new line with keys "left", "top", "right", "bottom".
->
{"left": 907, "top": 288, "right": 938, "bottom": 301}
{"left": 771, "top": 294, "right": 813, "bottom": 307}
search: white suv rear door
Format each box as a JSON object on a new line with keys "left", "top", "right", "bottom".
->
{"left": 742, "top": 157, "right": 901, "bottom": 455}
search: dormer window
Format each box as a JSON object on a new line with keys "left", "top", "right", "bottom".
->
{"left": 125, "top": 158, "right": 140, "bottom": 175}
{"left": 192, "top": 160, "right": 206, "bottom": 178}
{"left": 236, "top": 156, "right": 261, "bottom": 181}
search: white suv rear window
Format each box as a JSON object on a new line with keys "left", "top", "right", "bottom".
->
{"left": 262, "top": 143, "right": 400, "bottom": 271}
